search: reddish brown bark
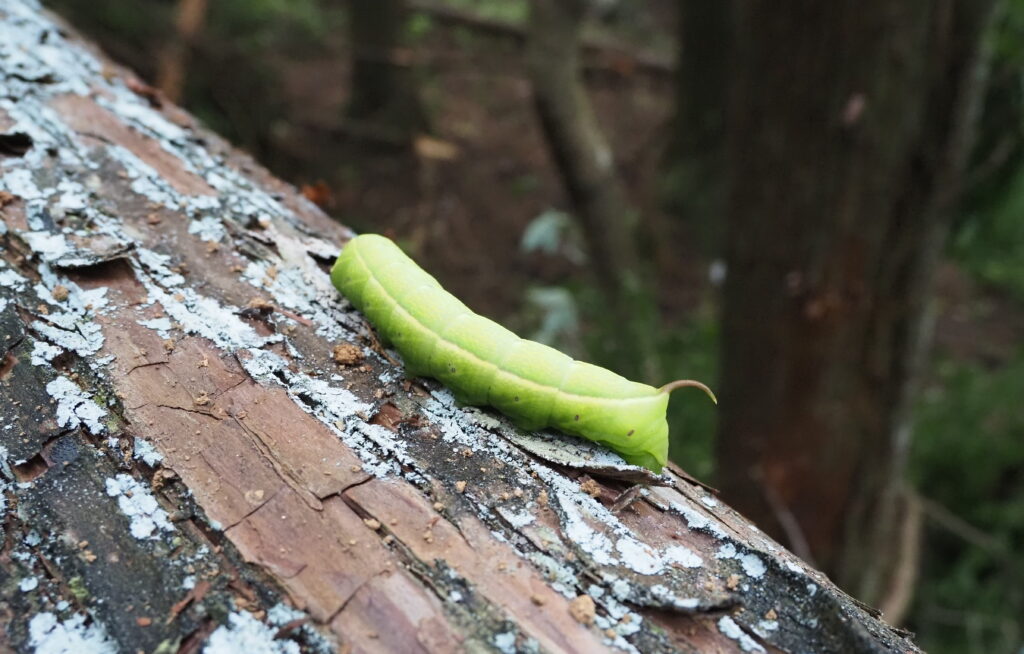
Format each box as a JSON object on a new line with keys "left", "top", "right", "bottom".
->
{"left": 717, "top": 0, "right": 995, "bottom": 609}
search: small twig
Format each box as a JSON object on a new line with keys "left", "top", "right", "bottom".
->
{"left": 610, "top": 485, "right": 645, "bottom": 514}
{"left": 915, "top": 491, "right": 1018, "bottom": 571}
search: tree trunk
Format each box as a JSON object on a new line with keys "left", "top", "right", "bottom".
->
{"left": 1, "top": 2, "right": 922, "bottom": 652}
{"left": 717, "top": 0, "right": 995, "bottom": 611}
{"left": 155, "top": 0, "right": 209, "bottom": 102}
{"left": 664, "top": 0, "right": 732, "bottom": 253}
{"left": 525, "top": 0, "right": 655, "bottom": 379}
{"left": 525, "top": 0, "right": 640, "bottom": 306}
{"left": 347, "top": 0, "right": 425, "bottom": 142}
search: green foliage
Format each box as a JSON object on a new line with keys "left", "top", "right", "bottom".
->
{"left": 442, "top": 0, "right": 529, "bottom": 25}
{"left": 206, "top": 0, "right": 335, "bottom": 52}
{"left": 407, "top": 13, "right": 436, "bottom": 41}
{"left": 955, "top": 0, "right": 1024, "bottom": 299}
{"left": 954, "top": 165, "right": 1024, "bottom": 299}
{"left": 909, "top": 352, "right": 1024, "bottom": 654}
{"left": 919, "top": 6, "right": 1024, "bottom": 651}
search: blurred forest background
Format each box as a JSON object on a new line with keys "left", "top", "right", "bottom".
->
{"left": 39, "top": 0, "right": 1023, "bottom": 652}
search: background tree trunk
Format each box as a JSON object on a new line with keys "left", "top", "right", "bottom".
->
{"left": 155, "top": 0, "right": 209, "bottom": 102}
{"left": 525, "top": 0, "right": 639, "bottom": 303}
{"left": 717, "top": 0, "right": 996, "bottom": 610}
{"left": 0, "top": 2, "right": 923, "bottom": 652}
{"left": 664, "top": 0, "right": 732, "bottom": 254}
{"left": 347, "top": 0, "right": 426, "bottom": 142}
{"left": 525, "top": 0, "right": 655, "bottom": 379}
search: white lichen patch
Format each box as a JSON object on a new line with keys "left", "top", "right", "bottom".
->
{"left": 493, "top": 631, "right": 516, "bottom": 654}
{"left": 22, "top": 231, "right": 73, "bottom": 262}
{"left": 738, "top": 553, "right": 767, "bottom": 579}
{"left": 104, "top": 474, "right": 174, "bottom": 540}
{"left": 28, "top": 612, "right": 115, "bottom": 654}
{"left": 102, "top": 143, "right": 182, "bottom": 211}
{"left": 30, "top": 266, "right": 108, "bottom": 358}
{"left": 648, "top": 585, "right": 699, "bottom": 610}
{"left": 204, "top": 611, "right": 300, "bottom": 654}
{"left": 46, "top": 376, "right": 107, "bottom": 435}
{"left": 531, "top": 462, "right": 680, "bottom": 578}
{"left": 241, "top": 259, "right": 353, "bottom": 342}
{"left": 266, "top": 603, "right": 333, "bottom": 654}
{"left": 525, "top": 551, "right": 578, "bottom": 599}
{"left": 134, "top": 249, "right": 185, "bottom": 287}
{"left": 662, "top": 545, "right": 703, "bottom": 569}
{"left": 136, "top": 317, "right": 173, "bottom": 339}
{"left": 32, "top": 314, "right": 105, "bottom": 357}
{"left": 138, "top": 278, "right": 269, "bottom": 351}
{"left": 188, "top": 215, "right": 227, "bottom": 243}
{"left": 31, "top": 341, "right": 63, "bottom": 365}
{"left": 0, "top": 268, "right": 27, "bottom": 290}
{"left": 133, "top": 437, "right": 164, "bottom": 466}
{"left": 716, "top": 543, "right": 767, "bottom": 579}
{"left": 614, "top": 538, "right": 663, "bottom": 576}
{"left": 717, "top": 616, "right": 766, "bottom": 653}
{"left": 754, "top": 619, "right": 780, "bottom": 638}
{"left": 496, "top": 505, "right": 536, "bottom": 529}
{"left": 666, "top": 500, "right": 727, "bottom": 538}
{"left": 556, "top": 488, "right": 616, "bottom": 566}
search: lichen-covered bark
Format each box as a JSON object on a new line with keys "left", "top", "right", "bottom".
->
{"left": 0, "top": 1, "right": 921, "bottom": 653}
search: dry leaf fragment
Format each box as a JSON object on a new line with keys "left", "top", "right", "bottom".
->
{"left": 414, "top": 134, "right": 460, "bottom": 161}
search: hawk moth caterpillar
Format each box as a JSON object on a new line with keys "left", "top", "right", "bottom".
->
{"left": 330, "top": 234, "right": 715, "bottom": 472}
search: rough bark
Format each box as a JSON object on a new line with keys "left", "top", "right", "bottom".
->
{"left": 1, "top": 2, "right": 921, "bottom": 652}
{"left": 717, "top": 0, "right": 995, "bottom": 611}
{"left": 347, "top": 0, "right": 426, "bottom": 142}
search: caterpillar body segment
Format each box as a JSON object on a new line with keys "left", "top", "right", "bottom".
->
{"left": 332, "top": 234, "right": 713, "bottom": 472}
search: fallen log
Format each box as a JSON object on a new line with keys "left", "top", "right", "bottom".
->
{"left": 0, "top": 1, "right": 921, "bottom": 652}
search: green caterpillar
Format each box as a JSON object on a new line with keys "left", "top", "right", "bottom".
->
{"left": 331, "top": 234, "right": 715, "bottom": 472}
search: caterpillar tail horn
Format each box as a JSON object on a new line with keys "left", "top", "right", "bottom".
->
{"left": 659, "top": 379, "right": 718, "bottom": 405}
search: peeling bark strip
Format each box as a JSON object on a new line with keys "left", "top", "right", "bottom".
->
{"left": 0, "top": 1, "right": 920, "bottom": 652}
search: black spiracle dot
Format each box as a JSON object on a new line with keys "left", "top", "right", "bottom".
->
{"left": 514, "top": 395, "right": 520, "bottom": 402}
{"left": 627, "top": 429, "right": 635, "bottom": 437}
{"left": 574, "top": 414, "right": 580, "bottom": 421}
{"left": 448, "top": 364, "right": 456, "bottom": 373}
